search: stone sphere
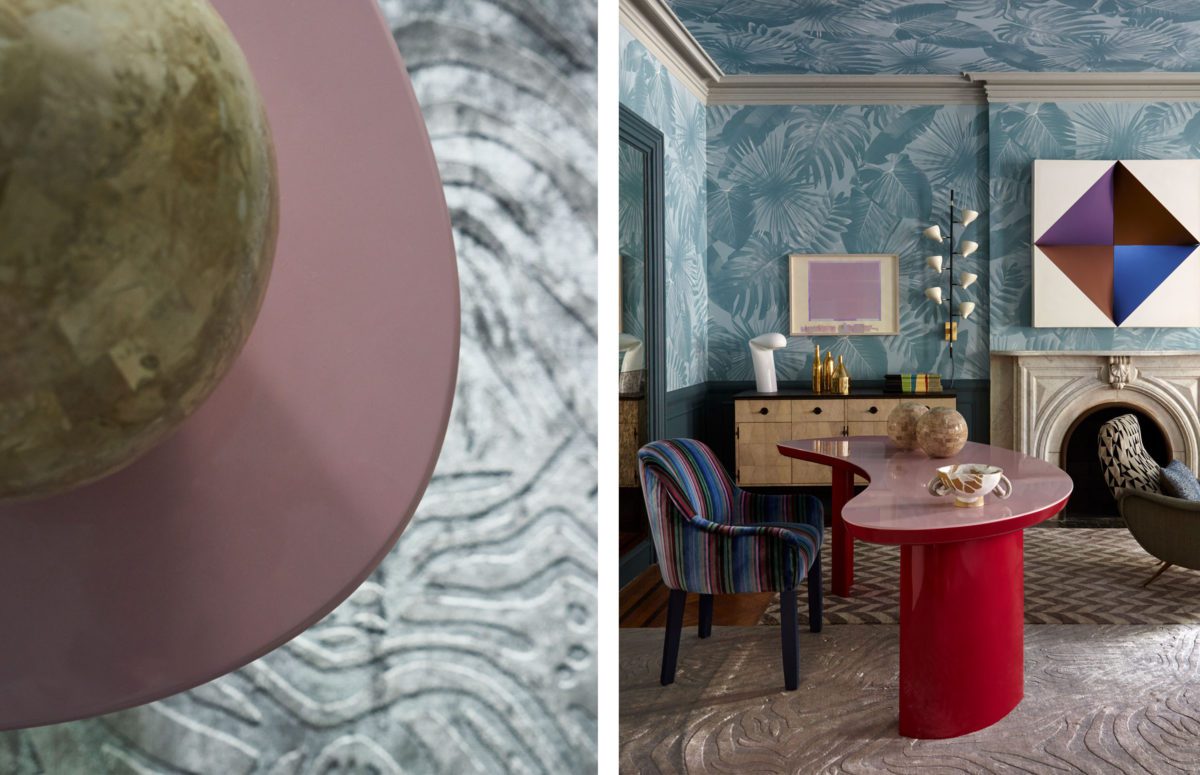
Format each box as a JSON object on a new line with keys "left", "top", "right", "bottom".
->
{"left": 917, "top": 407, "right": 969, "bottom": 458}
{"left": 886, "top": 401, "right": 929, "bottom": 450}
{"left": 0, "top": 0, "right": 278, "bottom": 500}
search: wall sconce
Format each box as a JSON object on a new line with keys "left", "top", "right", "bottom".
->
{"left": 922, "top": 189, "right": 981, "bottom": 381}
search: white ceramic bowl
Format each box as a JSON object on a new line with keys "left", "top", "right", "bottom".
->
{"left": 926, "top": 463, "right": 1012, "bottom": 508}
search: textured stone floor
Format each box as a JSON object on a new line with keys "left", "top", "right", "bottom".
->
{"left": 621, "top": 625, "right": 1200, "bottom": 773}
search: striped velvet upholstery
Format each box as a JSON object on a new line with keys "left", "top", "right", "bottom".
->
{"left": 637, "top": 439, "right": 823, "bottom": 595}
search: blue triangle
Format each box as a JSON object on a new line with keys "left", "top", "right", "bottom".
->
{"left": 1113, "top": 245, "right": 1196, "bottom": 325}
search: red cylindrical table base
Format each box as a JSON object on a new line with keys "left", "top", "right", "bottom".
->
{"left": 899, "top": 530, "right": 1024, "bottom": 739}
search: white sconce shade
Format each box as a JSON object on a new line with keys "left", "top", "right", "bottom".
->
{"left": 959, "top": 209, "right": 979, "bottom": 227}
{"left": 959, "top": 301, "right": 976, "bottom": 319}
{"left": 926, "top": 255, "right": 943, "bottom": 273}
{"left": 960, "top": 240, "right": 979, "bottom": 258}
{"left": 923, "top": 224, "right": 943, "bottom": 242}
{"left": 925, "top": 287, "right": 943, "bottom": 304}
{"left": 960, "top": 271, "right": 978, "bottom": 289}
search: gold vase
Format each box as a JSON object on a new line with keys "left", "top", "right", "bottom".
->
{"left": 812, "top": 344, "right": 823, "bottom": 393}
{"left": 822, "top": 351, "right": 835, "bottom": 393}
{"left": 834, "top": 355, "right": 851, "bottom": 395}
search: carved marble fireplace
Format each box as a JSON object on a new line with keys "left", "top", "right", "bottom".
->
{"left": 991, "top": 352, "right": 1200, "bottom": 476}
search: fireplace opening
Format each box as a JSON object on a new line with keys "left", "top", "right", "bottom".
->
{"left": 1061, "top": 405, "right": 1171, "bottom": 521}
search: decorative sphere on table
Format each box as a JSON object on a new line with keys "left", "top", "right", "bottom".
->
{"left": 0, "top": 0, "right": 278, "bottom": 500}
{"left": 886, "top": 402, "right": 929, "bottom": 450}
{"left": 917, "top": 408, "right": 969, "bottom": 458}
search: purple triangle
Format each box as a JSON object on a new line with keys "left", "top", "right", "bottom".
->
{"left": 1036, "top": 164, "right": 1116, "bottom": 246}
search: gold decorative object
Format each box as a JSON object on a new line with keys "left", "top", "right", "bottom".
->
{"left": 886, "top": 402, "right": 930, "bottom": 450}
{"left": 0, "top": 0, "right": 278, "bottom": 500}
{"left": 812, "top": 344, "right": 823, "bottom": 394}
{"left": 916, "top": 407, "right": 969, "bottom": 458}
{"left": 834, "top": 355, "right": 850, "bottom": 395}
{"left": 822, "top": 351, "right": 835, "bottom": 393}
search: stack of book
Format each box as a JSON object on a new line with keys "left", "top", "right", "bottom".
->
{"left": 884, "top": 373, "right": 943, "bottom": 393}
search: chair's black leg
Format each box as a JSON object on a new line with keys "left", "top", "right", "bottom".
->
{"left": 807, "top": 548, "right": 823, "bottom": 633}
{"left": 780, "top": 589, "right": 799, "bottom": 691}
{"left": 698, "top": 594, "right": 714, "bottom": 639}
{"left": 661, "top": 589, "right": 687, "bottom": 686}
{"left": 1143, "top": 561, "right": 1173, "bottom": 587}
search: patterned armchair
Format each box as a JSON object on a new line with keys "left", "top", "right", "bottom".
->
{"left": 637, "top": 439, "right": 823, "bottom": 690}
{"left": 1099, "top": 414, "right": 1200, "bottom": 585}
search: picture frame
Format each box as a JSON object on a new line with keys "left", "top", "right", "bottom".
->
{"left": 788, "top": 253, "right": 900, "bottom": 336}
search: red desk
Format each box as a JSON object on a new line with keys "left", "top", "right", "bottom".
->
{"left": 778, "top": 437, "right": 1072, "bottom": 739}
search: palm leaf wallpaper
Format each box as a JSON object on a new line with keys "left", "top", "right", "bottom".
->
{"left": 619, "top": 27, "right": 709, "bottom": 390}
{"left": 707, "top": 103, "right": 989, "bottom": 381}
{"left": 668, "top": 0, "right": 1200, "bottom": 74}
{"left": 623, "top": 3, "right": 1200, "bottom": 392}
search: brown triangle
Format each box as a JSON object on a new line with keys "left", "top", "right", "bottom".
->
{"left": 1114, "top": 163, "right": 1198, "bottom": 245}
{"left": 1041, "top": 245, "right": 1115, "bottom": 321}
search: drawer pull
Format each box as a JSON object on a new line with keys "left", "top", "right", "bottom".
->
{"left": 812, "top": 407, "right": 822, "bottom": 415}
{"left": 868, "top": 406, "right": 879, "bottom": 414}
{"left": 757, "top": 407, "right": 769, "bottom": 415}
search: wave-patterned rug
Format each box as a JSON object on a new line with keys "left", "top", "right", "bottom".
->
{"left": 760, "top": 527, "right": 1200, "bottom": 626}
{"left": 620, "top": 625, "right": 1200, "bottom": 773}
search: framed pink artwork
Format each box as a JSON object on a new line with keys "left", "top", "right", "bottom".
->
{"left": 789, "top": 253, "right": 900, "bottom": 336}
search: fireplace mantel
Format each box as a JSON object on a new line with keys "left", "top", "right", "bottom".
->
{"left": 991, "top": 351, "right": 1200, "bottom": 474}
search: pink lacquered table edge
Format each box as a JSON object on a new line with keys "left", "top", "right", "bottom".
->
{"left": 0, "top": 0, "right": 460, "bottom": 730}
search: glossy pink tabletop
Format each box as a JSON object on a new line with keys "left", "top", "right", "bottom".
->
{"left": 0, "top": 1, "right": 459, "bottom": 729}
{"left": 778, "top": 438, "right": 1073, "bottom": 545}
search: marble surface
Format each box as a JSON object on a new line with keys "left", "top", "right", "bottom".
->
{"left": 0, "top": 0, "right": 596, "bottom": 772}
{"left": 779, "top": 437, "right": 1072, "bottom": 544}
{"left": 0, "top": 0, "right": 277, "bottom": 499}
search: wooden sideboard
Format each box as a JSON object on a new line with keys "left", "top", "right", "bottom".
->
{"left": 734, "top": 391, "right": 957, "bottom": 486}
{"left": 619, "top": 396, "right": 646, "bottom": 488}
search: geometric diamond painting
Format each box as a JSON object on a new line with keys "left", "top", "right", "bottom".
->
{"left": 1033, "top": 160, "right": 1200, "bottom": 327}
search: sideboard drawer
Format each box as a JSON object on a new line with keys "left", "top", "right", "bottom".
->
{"left": 735, "top": 399, "right": 792, "bottom": 423}
{"left": 920, "top": 397, "right": 957, "bottom": 411}
{"left": 789, "top": 398, "right": 845, "bottom": 421}
{"left": 846, "top": 398, "right": 899, "bottom": 422}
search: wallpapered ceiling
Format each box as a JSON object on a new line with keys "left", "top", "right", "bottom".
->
{"left": 990, "top": 100, "right": 1200, "bottom": 352}
{"left": 707, "top": 103, "right": 989, "bottom": 382}
{"left": 668, "top": 0, "right": 1200, "bottom": 75}
{"left": 620, "top": 26, "right": 708, "bottom": 391}
{"left": 1, "top": 1, "right": 597, "bottom": 773}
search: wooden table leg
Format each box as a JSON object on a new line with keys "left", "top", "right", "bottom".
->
{"left": 831, "top": 467, "right": 854, "bottom": 597}
{"left": 898, "top": 530, "right": 1025, "bottom": 739}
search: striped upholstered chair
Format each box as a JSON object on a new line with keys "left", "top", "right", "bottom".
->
{"left": 637, "top": 439, "right": 823, "bottom": 690}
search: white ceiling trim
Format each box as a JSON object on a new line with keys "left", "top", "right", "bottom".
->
{"left": 619, "top": 0, "right": 720, "bottom": 101}
{"left": 709, "top": 74, "right": 984, "bottom": 105}
{"left": 967, "top": 72, "right": 1200, "bottom": 102}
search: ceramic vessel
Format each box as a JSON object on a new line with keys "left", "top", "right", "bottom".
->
{"left": 0, "top": 0, "right": 278, "bottom": 499}
{"left": 927, "top": 463, "right": 1013, "bottom": 507}
{"left": 886, "top": 402, "right": 929, "bottom": 450}
{"left": 917, "top": 407, "right": 969, "bottom": 458}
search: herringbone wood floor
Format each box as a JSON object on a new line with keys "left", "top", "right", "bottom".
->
{"left": 761, "top": 526, "right": 1197, "bottom": 625}
{"left": 620, "top": 528, "right": 1199, "bottom": 628}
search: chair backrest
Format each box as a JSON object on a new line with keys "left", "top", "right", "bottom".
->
{"left": 1098, "top": 414, "right": 1162, "bottom": 499}
{"left": 637, "top": 439, "right": 738, "bottom": 589}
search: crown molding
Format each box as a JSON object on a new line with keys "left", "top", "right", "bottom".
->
{"left": 708, "top": 74, "right": 984, "bottom": 105}
{"left": 967, "top": 72, "right": 1200, "bottom": 102}
{"left": 619, "top": 0, "right": 721, "bottom": 101}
